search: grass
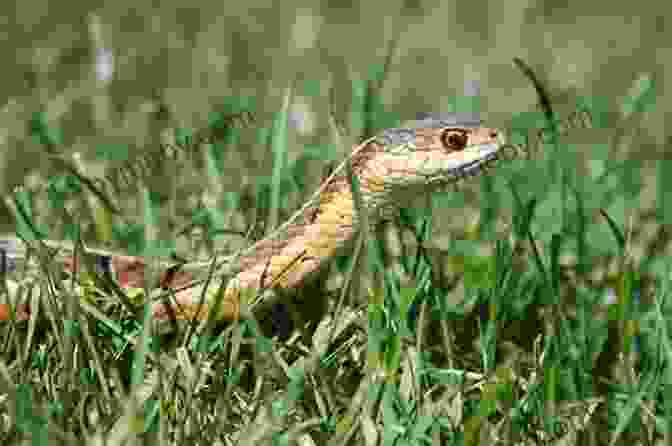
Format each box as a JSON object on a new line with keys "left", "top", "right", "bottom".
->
{"left": 0, "top": 56, "right": 669, "bottom": 446}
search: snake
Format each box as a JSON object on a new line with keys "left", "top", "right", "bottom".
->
{"left": 151, "top": 112, "right": 511, "bottom": 322}
{"left": 0, "top": 112, "right": 514, "bottom": 323}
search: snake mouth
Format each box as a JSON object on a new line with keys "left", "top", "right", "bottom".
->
{"left": 459, "top": 142, "right": 501, "bottom": 175}
{"left": 459, "top": 131, "right": 518, "bottom": 175}
{"left": 425, "top": 141, "right": 501, "bottom": 186}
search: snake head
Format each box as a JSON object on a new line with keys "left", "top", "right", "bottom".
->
{"left": 363, "top": 113, "right": 508, "bottom": 202}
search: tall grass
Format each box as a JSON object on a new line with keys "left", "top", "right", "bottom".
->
{"left": 0, "top": 55, "right": 669, "bottom": 446}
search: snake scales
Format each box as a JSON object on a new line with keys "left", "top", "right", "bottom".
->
{"left": 152, "top": 112, "right": 509, "bottom": 321}
{"left": 0, "top": 112, "right": 513, "bottom": 323}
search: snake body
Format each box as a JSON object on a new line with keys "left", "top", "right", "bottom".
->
{"left": 151, "top": 113, "right": 507, "bottom": 321}
{"left": 0, "top": 113, "right": 509, "bottom": 323}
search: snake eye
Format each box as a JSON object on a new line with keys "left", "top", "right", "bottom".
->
{"left": 441, "top": 129, "right": 468, "bottom": 150}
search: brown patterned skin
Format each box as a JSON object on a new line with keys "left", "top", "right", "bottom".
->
{"left": 151, "top": 114, "right": 506, "bottom": 322}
